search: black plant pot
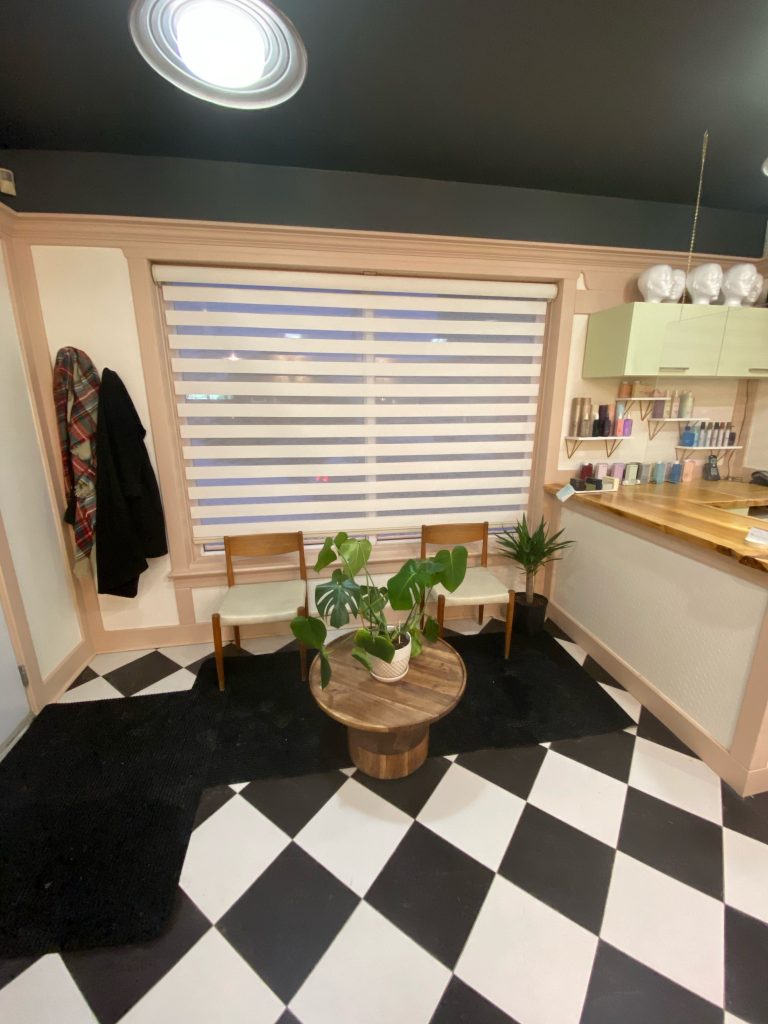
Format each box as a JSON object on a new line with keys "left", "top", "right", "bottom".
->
{"left": 514, "top": 593, "right": 548, "bottom": 635}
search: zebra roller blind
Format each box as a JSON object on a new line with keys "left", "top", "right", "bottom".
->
{"left": 153, "top": 266, "right": 556, "bottom": 542}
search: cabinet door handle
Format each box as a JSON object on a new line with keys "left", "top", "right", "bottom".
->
{"left": 748, "top": 368, "right": 768, "bottom": 373}
{"left": 658, "top": 366, "right": 690, "bottom": 372}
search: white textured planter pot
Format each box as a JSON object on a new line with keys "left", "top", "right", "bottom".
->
{"left": 369, "top": 635, "right": 412, "bottom": 682}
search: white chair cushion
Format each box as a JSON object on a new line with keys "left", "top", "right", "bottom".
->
{"left": 432, "top": 566, "right": 510, "bottom": 606}
{"left": 217, "top": 579, "right": 307, "bottom": 626}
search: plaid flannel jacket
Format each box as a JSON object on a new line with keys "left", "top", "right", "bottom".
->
{"left": 53, "top": 347, "right": 100, "bottom": 574}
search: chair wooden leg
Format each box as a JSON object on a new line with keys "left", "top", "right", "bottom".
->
{"left": 437, "top": 594, "right": 446, "bottom": 639}
{"left": 477, "top": 604, "right": 484, "bottom": 625}
{"left": 212, "top": 613, "right": 225, "bottom": 690}
{"left": 297, "top": 605, "right": 308, "bottom": 681}
{"left": 233, "top": 625, "right": 241, "bottom": 648}
{"left": 504, "top": 590, "right": 515, "bottom": 659}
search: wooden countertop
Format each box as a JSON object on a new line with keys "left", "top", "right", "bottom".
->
{"left": 545, "top": 481, "right": 768, "bottom": 574}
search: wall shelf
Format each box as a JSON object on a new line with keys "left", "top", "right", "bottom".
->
{"left": 565, "top": 436, "right": 626, "bottom": 459}
{"left": 615, "top": 397, "right": 654, "bottom": 420}
{"left": 674, "top": 445, "right": 743, "bottom": 462}
{"left": 647, "top": 417, "right": 690, "bottom": 440}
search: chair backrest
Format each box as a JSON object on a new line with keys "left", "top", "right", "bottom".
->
{"left": 420, "top": 522, "right": 489, "bottom": 566}
{"left": 223, "top": 532, "right": 307, "bottom": 586}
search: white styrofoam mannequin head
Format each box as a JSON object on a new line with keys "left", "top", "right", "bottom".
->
{"left": 686, "top": 263, "right": 723, "bottom": 304}
{"left": 721, "top": 263, "right": 761, "bottom": 306}
{"left": 638, "top": 264, "right": 674, "bottom": 302}
{"left": 666, "top": 268, "right": 686, "bottom": 303}
{"left": 746, "top": 272, "right": 765, "bottom": 306}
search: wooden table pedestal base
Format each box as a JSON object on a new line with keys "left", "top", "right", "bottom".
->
{"left": 348, "top": 723, "right": 429, "bottom": 780}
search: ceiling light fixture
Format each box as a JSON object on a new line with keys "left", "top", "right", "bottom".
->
{"left": 129, "top": 0, "right": 307, "bottom": 109}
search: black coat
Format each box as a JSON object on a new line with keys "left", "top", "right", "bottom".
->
{"left": 95, "top": 369, "right": 168, "bottom": 597}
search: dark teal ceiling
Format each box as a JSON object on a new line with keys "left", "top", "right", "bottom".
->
{"left": 3, "top": 0, "right": 768, "bottom": 213}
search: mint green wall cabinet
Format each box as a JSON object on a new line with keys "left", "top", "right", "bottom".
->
{"left": 583, "top": 303, "right": 728, "bottom": 378}
{"left": 716, "top": 307, "right": 768, "bottom": 377}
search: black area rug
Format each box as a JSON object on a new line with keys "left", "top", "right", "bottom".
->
{"left": 195, "top": 628, "right": 632, "bottom": 785}
{"left": 0, "top": 694, "right": 218, "bottom": 957}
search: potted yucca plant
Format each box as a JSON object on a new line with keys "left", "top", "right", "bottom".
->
{"left": 290, "top": 532, "right": 467, "bottom": 687}
{"left": 496, "top": 515, "right": 573, "bottom": 634}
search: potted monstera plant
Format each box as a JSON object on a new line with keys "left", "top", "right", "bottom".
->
{"left": 496, "top": 515, "right": 573, "bottom": 634}
{"left": 290, "top": 532, "right": 467, "bottom": 687}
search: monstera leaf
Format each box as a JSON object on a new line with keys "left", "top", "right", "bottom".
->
{"left": 290, "top": 614, "right": 327, "bottom": 649}
{"left": 337, "top": 538, "right": 372, "bottom": 578}
{"left": 358, "top": 584, "right": 388, "bottom": 622}
{"left": 386, "top": 558, "right": 442, "bottom": 611}
{"left": 422, "top": 615, "right": 441, "bottom": 643}
{"left": 313, "top": 536, "right": 338, "bottom": 573}
{"left": 433, "top": 546, "right": 468, "bottom": 593}
{"left": 354, "top": 628, "right": 395, "bottom": 663}
{"left": 315, "top": 570, "right": 361, "bottom": 628}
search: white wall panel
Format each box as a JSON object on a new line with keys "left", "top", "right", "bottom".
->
{"left": 32, "top": 246, "right": 180, "bottom": 630}
{"left": 0, "top": 248, "right": 82, "bottom": 676}
{"left": 554, "top": 507, "right": 767, "bottom": 748}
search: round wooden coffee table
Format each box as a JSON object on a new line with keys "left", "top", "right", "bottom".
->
{"left": 309, "top": 633, "right": 466, "bottom": 780}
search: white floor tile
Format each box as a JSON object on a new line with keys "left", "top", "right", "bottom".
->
{"left": 0, "top": 954, "right": 98, "bottom": 1023}
{"left": 601, "top": 851, "right": 724, "bottom": 1005}
{"left": 290, "top": 902, "right": 449, "bottom": 1024}
{"left": 724, "top": 1013, "right": 751, "bottom": 1023}
{"left": 88, "top": 649, "right": 154, "bottom": 676}
{"left": 58, "top": 678, "right": 123, "bottom": 703}
{"left": 598, "top": 682, "right": 641, "bottom": 722}
{"left": 180, "top": 796, "right": 290, "bottom": 921}
{"left": 121, "top": 929, "right": 283, "bottom": 1024}
{"left": 723, "top": 827, "right": 768, "bottom": 925}
{"left": 456, "top": 875, "right": 597, "bottom": 1024}
{"left": 555, "top": 637, "right": 588, "bottom": 665}
{"left": 229, "top": 782, "right": 250, "bottom": 792}
{"left": 527, "top": 749, "right": 628, "bottom": 846}
{"left": 135, "top": 668, "right": 197, "bottom": 696}
{"left": 628, "top": 737, "right": 723, "bottom": 824}
{"left": 417, "top": 763, "right": 525, "bottom": 870}
{"left": 295, "top": 778, "right": 412, "bottom": 896}
{"left": 158, "top": 643, "right": 214, "bottom": 667}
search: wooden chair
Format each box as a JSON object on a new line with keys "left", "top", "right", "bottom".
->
{"left": 212, "top": 532, "right": 308, "bottom": 691}
{"left": 421, "top": 522, "right": 515, "bottom": 658}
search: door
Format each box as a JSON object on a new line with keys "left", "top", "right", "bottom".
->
{"left": 0, "top": 588, "right": 29, "bottom": 749}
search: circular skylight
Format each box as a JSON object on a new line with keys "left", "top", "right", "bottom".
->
{"left": 129, "top": 0, "right": 307, "bottom": 109}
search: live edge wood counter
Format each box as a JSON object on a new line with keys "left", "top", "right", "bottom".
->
{"left": 309, "top": 634, "right": 466, "bottom": 780}
{"left": 544, "top": 481, "right": 768, "bottom": 574}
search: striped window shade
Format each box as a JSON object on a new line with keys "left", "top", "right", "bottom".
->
{"left": 153, "top": 266, "right": 556, "bottom": 543}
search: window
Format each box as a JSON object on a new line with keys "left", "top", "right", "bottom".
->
{"left": 153, "top": 266, "right": 556, "bottom": 546}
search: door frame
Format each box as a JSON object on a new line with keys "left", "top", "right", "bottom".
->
{"left": 0, "top": 511, "right": 42, "bottom": 713}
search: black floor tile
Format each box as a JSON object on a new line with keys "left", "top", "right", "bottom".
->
{"left": 366, "top": 822, "right": 493, "bottom": 968}
{"left": 193, "top": 784, "right": 236, "bottom": 830}
{"left": 636, "top": 707, "right": 694, "bottom": 757}
{"left": 550, "top": 731, "right": 636, "bottom": 784}
{"left": 581, "top": 655, "right": 624, "bottom": 690}
{"left": 618, "top": 788, "right": 723, "bottom": 899}
{"left": 581, "top": 941, "right": 722, "bottom": 1024}
{"left": 67, "top": 666, "right": 98, "bottom": 690}
{"left": 726, "top": 906, "right": 768, "bottom": 1023}
{"left": 63, "top": 890, "right": 211, "bottom": 1024}
{"left": 498, "top": 804, "right": 615, "bottom": 934}
{"left": 455, "top": 745, "right": 547, "bottom": 800}
{"left": 722, "top": 783, "right": 768, "bottom": 846}
{"left": 277, "top": 1012, "right": 301, "bottom": 1024}
{"left": 217, "top": 843, "right": 358, "bottom": 1003}
{"left": 186, "top": 643, "right": 251, "bottom": 677}
{"left": 543, "top": 618, "right": 572, "bottom": 642}
{"left": 0, "top": 954, "right": 38, "bottom": 993}
{"left": 240, "top": 770, "right": 347, "bottom": 836}
{"left": 102, "top": 651, "right": 184, "bottom": 697}
{"left": 429, "top": 975, "right": 519, "bottom": 1023}
{"left": 353, "top": 757, "right": 451, "bottom": 818}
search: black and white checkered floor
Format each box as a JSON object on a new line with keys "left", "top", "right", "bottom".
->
{"left": 1, "top": 619, "right": 767, "bottom": 1024}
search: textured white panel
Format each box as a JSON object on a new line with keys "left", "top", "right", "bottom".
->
{"left": 554, "top": 507, "right": 767, "bottom": 748}
{"left": 96, "top": 555, "right": 179, "bottom": 629}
